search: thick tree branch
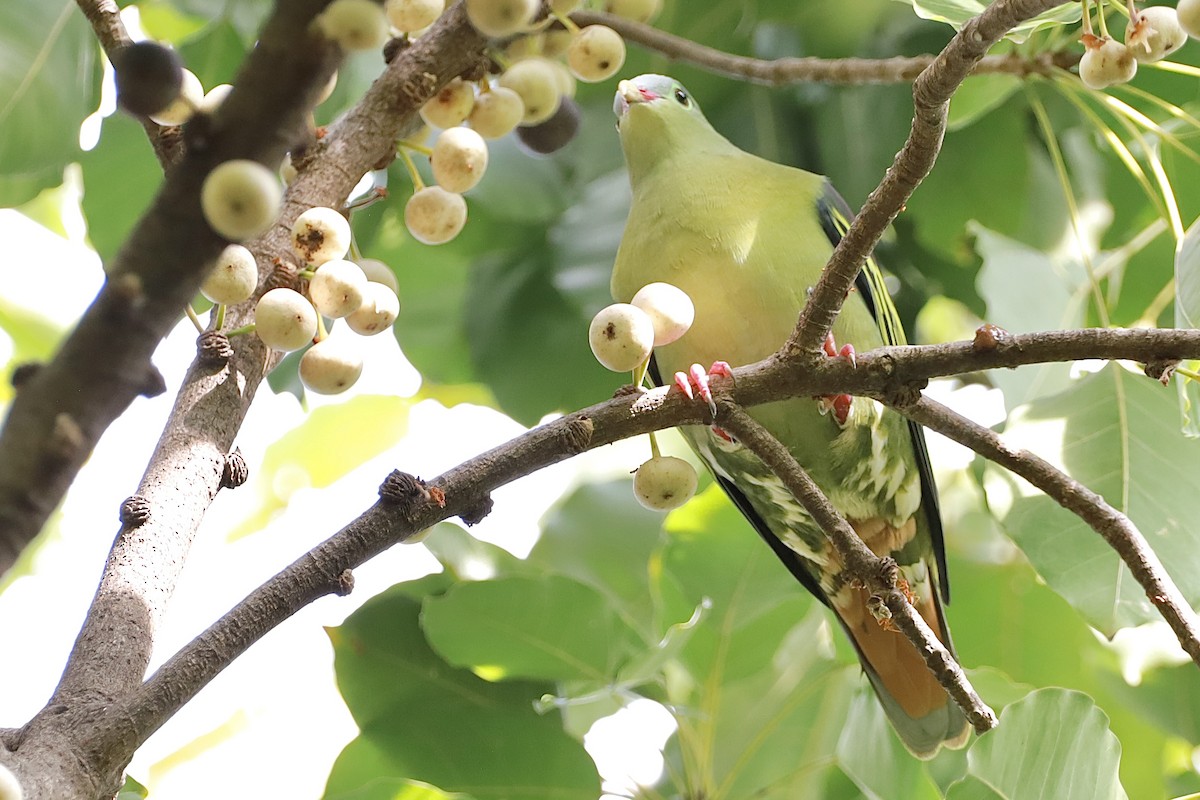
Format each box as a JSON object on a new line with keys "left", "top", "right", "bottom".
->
{"left": 4, "top": 6, "right": 491, "bottom": 798}
{"left": 0, "top": 0, "right": 342, "bottom": 577}
{"left": 889, "top": 395, "right": 1200, "bottom": 668}
{"left": 572, "top": 10, "right": 1079, "bottom": 84}
{"left": 785, "top": 0, "right": 1066, "bottom": 356}
{"left": 713, "top": 403, "right": 997, "bottom": 734}
{"left": 86, "top": 325, "right": 1200, "bottom": 750}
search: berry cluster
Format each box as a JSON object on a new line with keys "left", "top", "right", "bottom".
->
{"left": 1078, "top": 2, "right": 1191, "bottom": 89}
{"left": 589, "top": 283, "right": 702, "bottom": 511}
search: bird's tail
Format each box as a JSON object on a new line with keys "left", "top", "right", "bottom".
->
{"left": 834, "top": 581, "right": 971, "bottom": 759}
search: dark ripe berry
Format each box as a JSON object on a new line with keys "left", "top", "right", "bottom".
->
{"left": 516, "top": 96, "right": 581, "bottom": 155}
{"left": 114, "top": 41, "right": 184, "bottom": 117}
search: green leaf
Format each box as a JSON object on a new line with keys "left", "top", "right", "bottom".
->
{"left": 972, "top": 224, "right": 1086, "bottom": 407}
{"left": 526, "top": 480, "right": 663, "bottom": 622}
{"left": 325, "top": 587, "right": 600, "bottom": 800}
{"left": 116, "top": 775, "right": 149, "bottom": 800}
{"left": 228, "top": 395, "right": 410, "bottom": 540}
{"left": 947, "top": 688, "right": 1128, "bottom": 800}
{"left": 323, "top": 778, "right": 474, "bottom": 800}
{"left": 948, "top": 74, "right": 1021, "bottom": 131}
{"left": 836, "top": 689, "right": 943, "bottom": 800}
{"left": 177, "top": 19, "right": 247, "bottom": 89}
{"left": 420, "top": 574, "right": 645, "bottom": 683}
{"left": 79, "top": 113, "right": 163, "bottom": 262}
{"left": 422, "top": 523, "right": 531, "bottom": 582}
{"left": 894, "top": 0, "right": 1080, "bottom": 43}
{"left": 0, "top": 1, "right": 99, "bottom": 206}
{"left": 988, "top": 364, "right": 1200, "bottom": 634}
{"left": 1175, "top": 216, "right": 1200, "bottom": 436}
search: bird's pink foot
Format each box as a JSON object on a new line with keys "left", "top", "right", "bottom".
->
{"left": 818, "top": 333, "right": 856, "bottom": 426}
{"left": 673, "top": 361, "right": 734, "bottom": 418}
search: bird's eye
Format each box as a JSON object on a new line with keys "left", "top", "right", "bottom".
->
{"left": 674, "top": 88, "right": 690, "bottom": 106}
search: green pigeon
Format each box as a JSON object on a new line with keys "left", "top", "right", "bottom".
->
{"left": 610, "top": 73, "right": 970, "bottom": 758}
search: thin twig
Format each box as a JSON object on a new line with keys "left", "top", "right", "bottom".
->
{"left": 786, "top": 0, "right": 1067, "bottom": 357}
{"left": 712, "top": 403, "right": 997, "bottom": 735}
{"left": 572, "top": 10, "right": 1079, "bottom": 85}
{"left": 891, "top": 395, "right": 1200, "bottom": 668}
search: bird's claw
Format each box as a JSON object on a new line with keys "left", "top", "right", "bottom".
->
{"left": 819, "top": 333, "right": 855, "bottom": 426}
{"left": 823, "top": 332, "right": 857, "bottom": 368}
{"left": 673, "top": 361, "right": 733, "bottom": 418}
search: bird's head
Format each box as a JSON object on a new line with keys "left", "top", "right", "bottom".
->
{"left": 614, "top": 74, "right": 725, "bottom": 180}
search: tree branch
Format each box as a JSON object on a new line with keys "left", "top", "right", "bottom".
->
{"left": 88, "top": 323, "right": 1200, "bottom": 750}
{"left": 785, "top": 0, "right": 1066, "bottom": 356}
{"left": 0, "top": 0, "right": 343, "bottom": 577}
{"left": 889, "top": 394, "right": 1200, "bottom": 668}
{"left": 572, "top": 10, "right": 1079, "bottom": 85}
{"left": 711, "top": 403, "right": 997, "bottom": 734}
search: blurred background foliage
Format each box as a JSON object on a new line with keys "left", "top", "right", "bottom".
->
{"left": 6, "top": 0, "right": 1200, "bottom": 797}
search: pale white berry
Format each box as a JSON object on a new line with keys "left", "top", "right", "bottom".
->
{"left": 420, "top": 78, "right": 475, "bottom": 129}
{"left": 356, "top": 257, "right": 399, "bottom": 293}
{"left": 468, "top": 86, "right": 524, "bottom": 138}
{"left": 386, "top": 0, "right": 444, "bottom": 31}
{"left": 567, "top": 25, "right": 626, "bottom": 83}
{"left": 308, "top": 259, "right": 367, "bottom": 318}
{"left": 201, "top": 159, "right": 283, "bottom": 241}
{"left": 300, "top": 336, "right": 363, "bottom": 394}
{"left": 317, "top": 71, "right": 339, "bottom": 105}
{"left": 202, "top": 244, "right": 258, "bottom": 305}
{"left": 464, "top": 0, "right": 538, "bottom": 37}
{"left": 405, "top": 186, "right": 467, "bottom": 244}
{"left": 317, "top": 0, "right": 389, "bottom": 51}
{"left": 605, "top": 0, "right": 661, "bottom": 22}
{"left": 0, "top": 763, "right": 22, "bottom": 800}
{"left": 198, "top": 83, "right": 233, "bottom": 114}
{"left": 1126, "top": 7, "right": 1186, "bottom": 62}
{"left": 255, "top": 287, "right": 317, "bottom": 351}
{"left": 292, "top": 206, "right": 352, "bottom": 266}
{"left": 631, "top": 282, "right": 694, "bottom": 346}
{"left": 149, "top": 67, "right": 203, "bottom": 126}
{"left": 431, "top": 126, "right": 489, "bottom": 193}
{"left": 497, "top": 58, "right": 562, "bottom": 125}
{"left": 547, "top": 57, "right": 577, "bottom": 99}
{"left": 589, "top": 303, "right": 654, "bottom": 372}
{"left": 1179, "top": 0, "right": 1200, "bottom": 37}
{"left": 280, "top": 153, "right": 298, "bottom": 185}
{"left": 542, "top": 28, "right": 574, "bottom": 58}
{"left": 633, "top": 455, "right": 698, "bottom": 511}
{"left": 346, "top": 281, "right": 401, "bottom": 335}
{"left": 1079, "top": 36, "right": 1137, "bottom": 89}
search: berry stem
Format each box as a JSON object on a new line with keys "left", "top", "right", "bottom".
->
{"left": 552, "top": 11, "right": 582, "bottom": 34}
{"left": 299, "top": 268, "right": 317, "bottom": 280}
{"left": 1097, "top": 1, "right": 1110, "bottom": 37}
{"left": 1176, "top": 365, "right": 1200, "bottom": 382}
{"left": 632, "top": 355, "right": 651, "bottom": 388}
{"left": 398, "top": 146, "right": 426, "bottom": 191}
{"left": 225, "top": 323, "right": 256, "bottom": 337}
{"left": 315, "top": 311, "right": 329, "bottom": 343}
{"left": 1081, "top": 0, "right": 1094, "bottom": 35}
{"left": 184, "top": 304, "right": 205, "bottom": 334}
{"left": 215, "top": 303, "right": 227, "bottom": 331}
{"left": 399, "top": 139, "right": 433, "bottom": 157}
{"left": 647, "top": 430, "right": 662, "bottom": 459}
